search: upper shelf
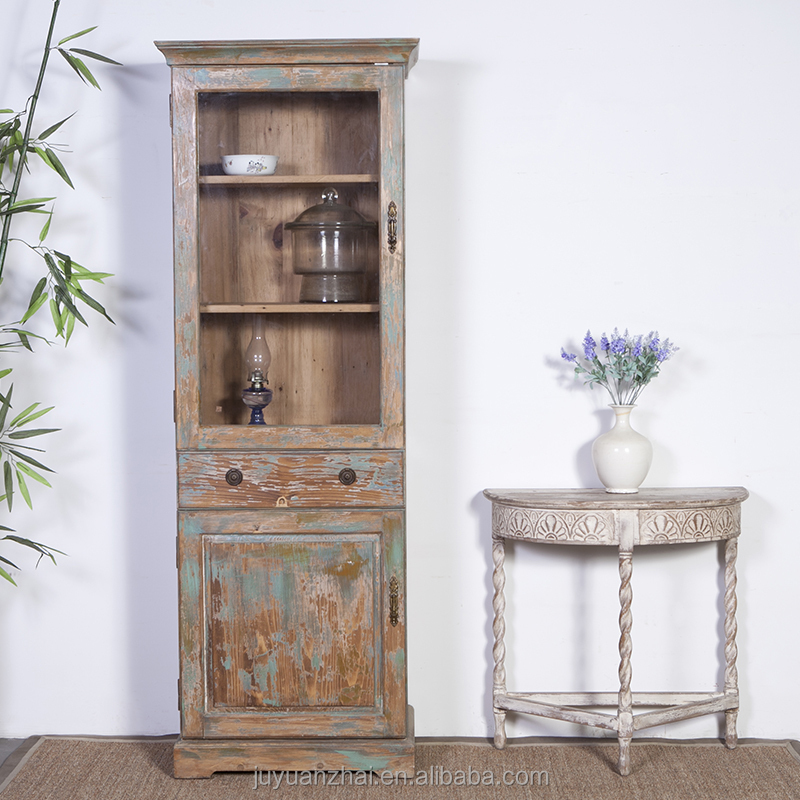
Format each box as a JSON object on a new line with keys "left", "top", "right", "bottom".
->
{"left": 201, "top": 303, "right": 380, "bottom": 314}
{"left": 199, "top": 174, "right": 378, "bottom": 186}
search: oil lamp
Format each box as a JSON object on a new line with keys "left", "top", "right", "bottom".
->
{"left": 241, "top": 316, "right": 272, "bottom": 425}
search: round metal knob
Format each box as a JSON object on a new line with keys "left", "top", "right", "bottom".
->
{"left": 338, "top": 468, "right": 357, "bottom": 486}
{"left": 225, "top": 468, "right": 243, "bottom": 486}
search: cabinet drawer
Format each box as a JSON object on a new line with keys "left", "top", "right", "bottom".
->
{"left": 178, "top": 451, "right": 403, "bottom": 508}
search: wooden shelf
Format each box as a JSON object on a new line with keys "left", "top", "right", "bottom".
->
{"left": 200, "top": 303, "right": 380, "bottom": 314}
{"left": 199, "top": 174, "right": 378, "bottom": 186}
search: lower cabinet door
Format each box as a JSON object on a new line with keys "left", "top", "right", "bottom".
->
{"left": 178, "top": 509, "right": 407, "bottom": 740}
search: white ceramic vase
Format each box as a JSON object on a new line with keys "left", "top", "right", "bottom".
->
{"left": 591, "top": 404, "right": 652, "bottom": 493}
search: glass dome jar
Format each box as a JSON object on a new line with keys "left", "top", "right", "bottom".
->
{"left": 284, "top": 188, "right": 377, "bottom": 303}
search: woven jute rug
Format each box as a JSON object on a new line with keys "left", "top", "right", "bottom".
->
{"left": 2, "top": 736, "right": 800, "bottom": 799}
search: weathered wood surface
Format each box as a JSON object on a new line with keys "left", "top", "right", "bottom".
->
{"left": 485, "top": 487, "right": 747, "bottom": 777}
{"left": 484, "top": 487, "right": 749, "bottom": 510}
{"left": 178, "top": 450, "right": 404, "bottom": 508}
{"left": 486, "top": 488, "right": 747, "bottom": 547}
{"left": 169, "top": 64, "right": 405, "bottom": 451}
{"left": 198, "top": 312, "right": 381, "bottom": 428}
{"left": 155, "top": 39, "right": 420, "bottom": 76}
{"left": 200, "top": 174, "right": 378, "bottom": 185}
{"left": 206, "top": 535, "right": 378, "bottom": 709}
{"left": 173, "top": 707, "right": 416, "bottom": 779}
{"left": 178, "top": 510, "right": 407, "bottom": 740}
{"left": 163, "top": 39, "right": 414, "bottom": 776}
{"left": 200, "top": 303, "right": 380, "bottom": 313}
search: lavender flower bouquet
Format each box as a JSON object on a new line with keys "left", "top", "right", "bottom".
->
{"left": 561, "top": 329, "right": 678, "bottom": 405}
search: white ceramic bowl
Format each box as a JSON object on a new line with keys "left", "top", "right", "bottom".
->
{"left": 221, "top": 154, "right": 278, "bottom": 176}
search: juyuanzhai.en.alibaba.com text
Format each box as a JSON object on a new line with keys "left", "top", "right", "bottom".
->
{"left": 253, "top": 766, "right": 549, "bottom": 789}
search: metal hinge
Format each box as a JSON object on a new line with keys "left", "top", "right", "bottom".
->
{"left": 173, "top": 389, "right": 177, "bottom": 424}
{"left": 177, "top": 678, "right": 181, "bottom": 711}
{"left": 169, "top": 94, "right": 173, "bottom": 129}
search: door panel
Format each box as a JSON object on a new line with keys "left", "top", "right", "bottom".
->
{"left": 178, "top": 509, "right": 406, "bottom": 739}
{"left": 206, "top": 534, "right": 378, "bottom": 709}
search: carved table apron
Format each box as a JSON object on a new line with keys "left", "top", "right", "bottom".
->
{"left": 483, "top": 487, "right": 749, "bottom": 776}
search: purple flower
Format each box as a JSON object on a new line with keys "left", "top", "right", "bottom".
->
{"left": 610, "top": 329, "right": 626, "bottom": 354}
{"left": 657, "top": 338, "right": 677, "bottom": 362}
{"left": 582, "top": 331, "right": 597, "bottom": 360}
{"left": 560, "top": 328, "right": 677, "bottom": 404}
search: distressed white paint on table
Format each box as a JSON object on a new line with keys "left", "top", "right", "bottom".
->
{"left": 483, "top": 487, "right": 749, "bottom": 777}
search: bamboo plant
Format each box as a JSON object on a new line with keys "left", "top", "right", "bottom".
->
{"left": 0, "top": 0, "right": 119, "bottom": 585}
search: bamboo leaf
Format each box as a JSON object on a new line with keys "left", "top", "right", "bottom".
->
{"left": 37, "top": 113, "right": 75, "bottom": 141}
{"left": 16, "top": 330, "right": 31, "bottom": 351}
{"left": 3, "top": 461, "right": 13, "bottom": 511}
{"left": 7, "top": 449, "right": 55, "bottom": 474}
{"left": 58, "top": 48, "right": 88, "bottom": 84}
{"left": 54, "top": 287, "right": 87, "bottom": 327}
{"left": 68, "top": 48, "right": 122, "bottom": 67}
{"left": 71, "top": 271, "right": 113, "bottom": 282}
{"left": 7, "top": 428, "right": 60, "bottom": 440}
{"left": 57, "top": 26, "right": 97, "bottom": 46}
{"left": 59, "top": 51, "right": 100, "bottom": 90}
{"left": 38, "top": 210, "right": 53, "bottom": 242}
{"left": 16, "top": 462, "right": 52, "bottom": 488}
{"left": 44, "top": 148, "right": 74, "bottom": 188}
{"left": 0, "top": 566, "right": 17, "bottom": 586}
{"left": 3, "top": 536, "right": 64, "bottom": 562}
{"left": 9, "top": 197, "right": 55, "bottom": 208}
{"left": 64, "top": 311, "right": 76, "bottom": 344}
{"left": 2, "top": 201, "right": 47, "bottom": 215}
{"left": 45, "top": 253, "right": 69, "bottom": 292}
{"left": 21, "top": 278, "right": 48, "bottom": 324}
{"left": 0, "top": 368, "right": 12, "bottom": 380}
{"left": 0, "top": 555, "right": 20, "bottom": 570}
{"left": 16, "top": 470, "right": 32, "bottom": 509}
{"left": 8, "top": 402, "right": 40, "bottom": 428}
{"left": 10, "top": 406, "right": 53, "bottom": 429}
{"left": 72, "top": 285, "right": 113, "bottom": 323}
{"left": 20, "top": 293, "right": 47, "bottom": 322}
{"left": 49, "top": 298, "right": 63, "bottom": 336}
{"left": 2, "top": 327, "right": 48, "bottom": 345}
{"left": 0, "top": 383, "right": 13, "bottom": 430}
{"left": 33, "top": 146, "right": 54, "bottom": 169}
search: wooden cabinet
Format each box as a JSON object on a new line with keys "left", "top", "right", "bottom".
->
{"left": 156, "top": 39, "right": 418, "bottom": 778}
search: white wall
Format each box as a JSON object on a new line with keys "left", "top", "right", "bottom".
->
{"left": 0, "top": 0, "right": 797, "bottom": 741}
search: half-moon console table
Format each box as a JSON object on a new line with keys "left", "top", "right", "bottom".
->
{"left": 483, "top": 487, "right": 749, "bottom": 776}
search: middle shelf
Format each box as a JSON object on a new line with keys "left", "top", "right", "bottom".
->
{"left": 200, "top": 303, "right": 380, "bottom": 314}
{"left": 199, "top": 174, "right": 378, "bottom": 185}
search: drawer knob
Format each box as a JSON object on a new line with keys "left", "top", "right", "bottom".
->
{"left": 225, "top": 468, "right": 243, "bottom": 486}
{"left": 338, "top": 468, "right": 357, "bottom": 486}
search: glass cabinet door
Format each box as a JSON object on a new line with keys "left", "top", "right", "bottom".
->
{"left": 170, "top": 66, "right": 406, "bottom": 450}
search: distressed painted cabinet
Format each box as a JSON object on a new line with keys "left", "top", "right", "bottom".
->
{"left": 156, "top": 39, "right": 418, "bottom": 778}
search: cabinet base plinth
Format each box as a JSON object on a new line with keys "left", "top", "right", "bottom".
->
{"left": 174, "top": 706, "right": 415, "bottom": 779}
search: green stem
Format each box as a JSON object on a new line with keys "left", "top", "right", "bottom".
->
{"left": 0, "top": 0, "right": 61, "bottom": 282}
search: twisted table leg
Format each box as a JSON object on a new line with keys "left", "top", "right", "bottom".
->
{"left": 492, "top": 536, "right": 508, "bottom": 749}
{"left": 724, "top": 537, "right": 739, "bottom": 748}
{"left": 617, "top": 550, "right": 634, "bottom": 776}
